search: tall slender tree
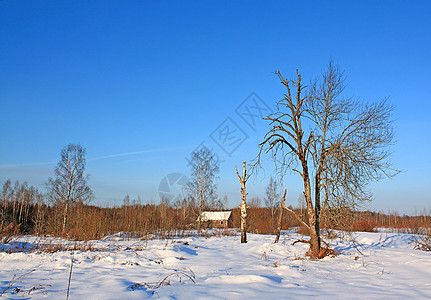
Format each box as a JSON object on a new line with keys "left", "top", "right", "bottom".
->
{"left": 264, "top": 176, "right": 280, "bottom": 219}
{"left": 235, "top": 161, "right": 251, "bottom": 243}
{"left": 46, "top": 144, "right": 94, "bottom": 234}
{"left": 274, "top": 189, "right": 287, "bottom": 243}
{"left": 186, "top": 146, "right": 219, "bottom": 233}
{"left": 0, "top": 179, "right": 12, "bottom": 229}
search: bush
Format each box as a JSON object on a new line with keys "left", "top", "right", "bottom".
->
{"left": 412, "top": 228, "right": 431, "bottom": 251}
{"left": 0, "top": 223, "right": 19, "bottom": 244}
{"left": 349, "top": 219, "right": 377, "bottom": 232}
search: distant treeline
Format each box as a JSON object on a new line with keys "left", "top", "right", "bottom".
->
{"left": 1, "top": 179, "right": 430, "bottom": 241}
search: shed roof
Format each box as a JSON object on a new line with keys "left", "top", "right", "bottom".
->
{"left": 200, "top": 211, "right": 232, "bottom": 221}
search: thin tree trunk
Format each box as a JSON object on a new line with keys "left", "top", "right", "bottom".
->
{"left": 62, "top": 202, "right": 69, "bottom": 234}
{"left": 1, "top": 192, "right": 7, "bottom": 229}
{"left": 314, "top": 173, "right": 322, "bottom": 254}
{"left": 240, "top": 195, "right": 247, "bottom": 243}
{"left": 274, "top": 189, "right": 286, "bottom": 243}
{"left": 236, "top": 161, "right": 249, "bottom": 244}
{"left": 197, "top": 195, "right": 202, "bottom": 234}
{"left": 18, "top": 191, "right": 24, "bottom": 224}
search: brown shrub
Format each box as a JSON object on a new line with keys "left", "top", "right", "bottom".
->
{"left": 412, "top": 227, "right": 431, "bottom": 251}
{"left": 349, "top": 219, "right": 376, "bottom": 232}
{"left": 0, "top": 223, "right": 20, "bottom": 244}
{"left": 305, "top": 247, "right": 338, "bottom": 259}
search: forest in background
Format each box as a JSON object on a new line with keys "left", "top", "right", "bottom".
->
{"left": 1, "top": 179, "right": 430, "bottom": 241}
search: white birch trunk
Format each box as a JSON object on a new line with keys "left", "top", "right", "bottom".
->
{"left": 236, "top": 161, "right": 249, "bottom": 244}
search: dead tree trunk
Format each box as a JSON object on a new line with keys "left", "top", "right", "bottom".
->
{"left": 274, "top": 189, "right": 286, "bottom": 243}
{"left": 235, "top": 161, "right": 250, "bottom": 244}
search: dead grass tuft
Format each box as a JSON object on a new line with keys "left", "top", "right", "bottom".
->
{"left": 305, "top": 247, "right": 339, "bottom": 259}
{"left": 412, "top": 228, "right": 431, "bottom": 251}
{"left": 202, "top": 229, "right": 237, "bottom": 238}
{"left": 128, "top": 269, "right": 196, "bottom": 293}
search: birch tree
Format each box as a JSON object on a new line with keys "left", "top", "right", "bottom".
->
{"left": 0, "top": 179, "right": 12, "bottom": 229}
{"left": 46, "top": 144, "right": 94, "bottom": 234}
{"left": 186, "top": 146, "right": 219, "bottom": 233}
{"left": 256, "top": 62, "right": 398, "bottom": 258}
{"left": 274, "top": 189, "right": 286, "bottom": 243}
{"left": 264, "top": 176, "right": 280, "bottom": 218}
{"left": 235, "top": 161, "right": 250, "bottom": 243}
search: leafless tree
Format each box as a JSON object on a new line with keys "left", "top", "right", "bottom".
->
{"left": 249, "top": 196, "right": 262, "bottom": 208}
{"left": 274, "top": 189, "right": 286, "bottom": 243}
{"left": 265, "top": 176, "right": 280, "bottom": 218}
{"left": 213, "top": 198, "right": 226, "bottom": 211}
{"left": 186, "top": 146, "right": 219, "bottom": 233}
{"left": 32, "top": 192, "right": 46, "bottom": 235}
{"left": 123, "top": 194, "right": 130, "bottom": 207}
{"left": 1, "top": 179, "right": 45, "bottom": 235}
{"left": 1, "top": 179, "right": 12, "bottom": 229}
{"left": 223, "top": 195, "right": 228, "bottom": 210}
{"left": 46, "top": 144, "right": 94, "bottom": 234}
{"left": 256, "top": 62, "right": 398, "bottom": 258}
{"left": 236, "top": 161, "right": 251, "bottom": 243}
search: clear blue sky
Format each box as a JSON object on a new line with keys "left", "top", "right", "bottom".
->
{"left": 1, "top": 1, "right": 430, "bottom": 214}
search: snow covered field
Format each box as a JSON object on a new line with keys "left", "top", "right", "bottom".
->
{"left": 1, "top": 230, "right": 430, "bottom": 299}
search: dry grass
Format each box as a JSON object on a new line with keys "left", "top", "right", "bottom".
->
{"left": 201, "top": 228, "right": 237, "bottom": 238}
{"left": 0, "top": 269, "right": 36, "bottom": 296}
{"left": 261, "top": 250, "right": 270, "bottom": 260}
{"left": 412, "top": 228, "right": 431, "bottom": 251}
{"left": 304, "top": 247, "right": 339, "bottom": 259}
{"left": 128, "top": 268, "right": 196, "bottom": 294}
{"left": 2, "top": 240, "right": 97, "bottom": 254}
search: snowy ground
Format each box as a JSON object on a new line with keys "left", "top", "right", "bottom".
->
{"left": 1, "top": 230, "right": 430, "bottom": 299}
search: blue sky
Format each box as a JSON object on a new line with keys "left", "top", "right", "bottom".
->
{"left": 1, "top": 1, "right": 430, "bottom": 214}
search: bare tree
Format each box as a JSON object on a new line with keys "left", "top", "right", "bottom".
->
{"left": 1, "top": 180, "right": 44, "bottom": 233}
{"left": 223, "top": 195, "right": 228, "bottom": 210}
{"left": 214, "top": 198, "right": 225, "bottom": 211}
{"left": 256, "top": 62, "right": 398, "bottom": 258}
{"left": 235, "top": 161, "right": 251, "bottom": 243}
{"left": 46, "top": 144, "right": 94, "bottom": 234}
{"left": 123, "top": 194, "right": 130, "bottom": 207}
{"left": 274, "top": 189, "right": 286, "bottom": 243}
{"left": 32, "top": 192, "right": 46, "bottom": 235}
{"left": 264, "top": 176, "right": 280, "bottom": 218}
{"left": 186, "top": 146, "right": 219, "bottom": 233}
{"left": 1, "top": 179, "right": 12, "bottom": 229}
{"left": 249, "top": 196, "right": 262, "bottom": 208}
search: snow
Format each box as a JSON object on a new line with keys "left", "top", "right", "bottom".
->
{"left": 199, "top": 211, "right": 231, "bottom": 221}
{"left": 1, "top": 230, "right": 430, "bottom": 299}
